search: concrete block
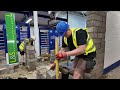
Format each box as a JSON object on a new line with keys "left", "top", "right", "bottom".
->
{"left": 96, "top": 53, "right": 104, "bottom": 59}
{"left": 102, "top": 22, "right": 106, "bottom": 28}
{"left": 27, "top": 59, "right": 38, "bottom": 71}
{"left": 36, "top": 70, "right": 46, "bottom": 79}
{"left": 96, "top": 48, "right": 105, "bottom": 54}
{"left": 102, "top": 16, "right": 106, "bottom": 23}
{"left": 101, "top": 39, "right": 105, "bottom": 43}
{"left": 97, "top": 33, "right": 105, "bottom": 38}
{"left": 89, "top": 33, "right": 94, "bottom": 38}
{"left": 37, "top": 74, "right": 46, "bottom": 79}
{"left": 87, "top": 27, "right": 94, "bottom": 32}
{"left": 26, "top": 45, "right": 35, "bottom": 50}
{"left": 88, "top": 27, "right": 98, "bottom": 33}
{"left": 87, "top": 19, "right": 103, "bottom": 27}
{"left": 93, "top": 20, "right": 103, "bottom": 27}
{"left": 46, "top": 70, "right": 61, "bottom": 79}
{"left": 95, "top": 43, "right": 101, "bottom": 49}
{"left": 36, "top": 66, "right": 49, "bottom": 79}
{"left": 101, "top": 43, "right": 105, "bottom": 48}
{"left": 26, "top": 50, "right": 35, "bottom": 55}
{"left": 27, "top": 54, "right": 35, "bottom": 59}
{"left": 87, "top": 11, "right": 106, "bottom": 16}
{"left": 99, "top": 12, "right": 107, "bottom": 17}
{"left": 93, "top": 39, "right": 102, "bottom": 44}
{"left": 97, "top": 27, "right": 106, "bottom": 33}
{"left": 96, "top": 58, "right": 104, "bottom": 65}
{"left": 94, "top": 33, "right": 98, "bottom": 38}
{"left": 87, "top": 14, "right": 102, "bottom": 21}
{"left": 89, "top": 33, "right": 97, "bottom": 38}
{"left": 86, "top": 11, "right": 99, "bottom": 15}
{"left": 86, "top": 21, "right": 91, "bottom": 27}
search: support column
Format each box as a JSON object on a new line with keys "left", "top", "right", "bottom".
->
{"left": 33, "top": 11, "right": 40, "bottom": 57}
{"left": 86, "top": 11, "right": 107, "bottom": 79}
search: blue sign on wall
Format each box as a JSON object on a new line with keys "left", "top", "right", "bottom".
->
{"left": 48, "top": 29, "right": 58, "bottom": 53}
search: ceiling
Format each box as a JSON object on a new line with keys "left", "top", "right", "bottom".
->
{"left": 0, "top": 11, "right": 86, "bottom": 26}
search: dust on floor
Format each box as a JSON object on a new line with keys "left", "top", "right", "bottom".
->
{"left": 1, "top": 60, "right": 120, "bottom": 79}
{"left": 0, "top": 61, "right": 50, "bottom": 79}
{"left": 103, "top": 66, "right": 120, "bottom": 79}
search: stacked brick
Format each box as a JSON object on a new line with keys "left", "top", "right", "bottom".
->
{"left": 26, "top": 45, "right": 36, "bottom": 59}
{"left": 26, "top": 45, "right": 37, "bottom": 71}
{"left": 86, "top": 11, "right": 107, "bottom": 79}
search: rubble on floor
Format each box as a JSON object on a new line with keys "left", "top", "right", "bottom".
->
{"left": 0, "top": 61, "right": 50, "bottom": 79}
{"left": 0, "top": 59, "right": 120, "bottom": 79}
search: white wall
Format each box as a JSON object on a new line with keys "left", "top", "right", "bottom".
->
{"left": 104, "top": 11, "right": 120, "bottom": 68}
{"left": 58, "top": 12, "right": 86, "bottom": 28}
{"left": 68, "top": 13, "right": 86, "bottom": 28}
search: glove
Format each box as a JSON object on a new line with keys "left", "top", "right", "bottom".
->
{"left": 56, "top": 52, "right": 67, "bottom": 60}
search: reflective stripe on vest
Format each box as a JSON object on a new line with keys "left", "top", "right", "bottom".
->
{"left": 19, "top": 41, "right": 24, "bottom": 51}
{"left": 64, "top": 28, "right": 96, "bottom": 55}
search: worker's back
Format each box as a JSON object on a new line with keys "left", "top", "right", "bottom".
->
{"left": 19, "top": 38, "right": 30, "bottom": 52}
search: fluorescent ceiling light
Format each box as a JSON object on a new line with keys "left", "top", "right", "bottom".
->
{"left": 25, "top": 17, "right": 32, "bottom": 23}
{"left": 48, "top": 11, "right": 52, "bottom": 14}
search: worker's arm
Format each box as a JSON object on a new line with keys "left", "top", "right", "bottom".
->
{"left": 51, "top": 38, "right": 67, "bottom": 66}
{"left": 66, "top": 45, "right": 86, "bottom": 56}
{"left": 59, "top": 47, "right": 66, "bottom": 53}
{"left": 67, "top": 30, "right": 87, "bottom": 56}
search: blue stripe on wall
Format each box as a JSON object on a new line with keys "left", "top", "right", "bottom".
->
{"left": 103, "top": 60, "right": 120, "bottom": 74}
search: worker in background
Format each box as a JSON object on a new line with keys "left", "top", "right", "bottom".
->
{"left": 19, "top": 36, "right": 36, "bottom": 65}
{"left": 50, "top": 21, "right": 96, "bottom": 79}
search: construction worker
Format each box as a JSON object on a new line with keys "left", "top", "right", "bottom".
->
{"left": 19, "top": 36, "right": 36, "bottom": 65}
{"left": 50, "top": 21, "right": 96, "bottom": 79}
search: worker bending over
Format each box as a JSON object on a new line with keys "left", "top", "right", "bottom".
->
{"left": 50, "top": 21, "right": 96, "bottom": 79}
{"left": 19, "top": 36, "right": 36, "bottom": 65}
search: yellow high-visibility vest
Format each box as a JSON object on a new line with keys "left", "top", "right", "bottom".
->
{"left": 64, "top": 28, "right": 96, "bottom": 55}
{"left": 19, "top": 38, "right": 29, "bottom": 51}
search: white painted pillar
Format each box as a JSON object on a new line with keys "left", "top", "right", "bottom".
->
{"left": 33, "top": 11, "right": 40, "bottom": 56}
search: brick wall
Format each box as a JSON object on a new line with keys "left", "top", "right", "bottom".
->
{"left": 86, "top": 11, "right": 107, "bottom": 79}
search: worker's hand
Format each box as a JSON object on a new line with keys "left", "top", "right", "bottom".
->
{"left": 50, "top": 63, "right": 56, "bottom": 70}
{"left": 56, "top": 52, "right": 67, "bottom": 60}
